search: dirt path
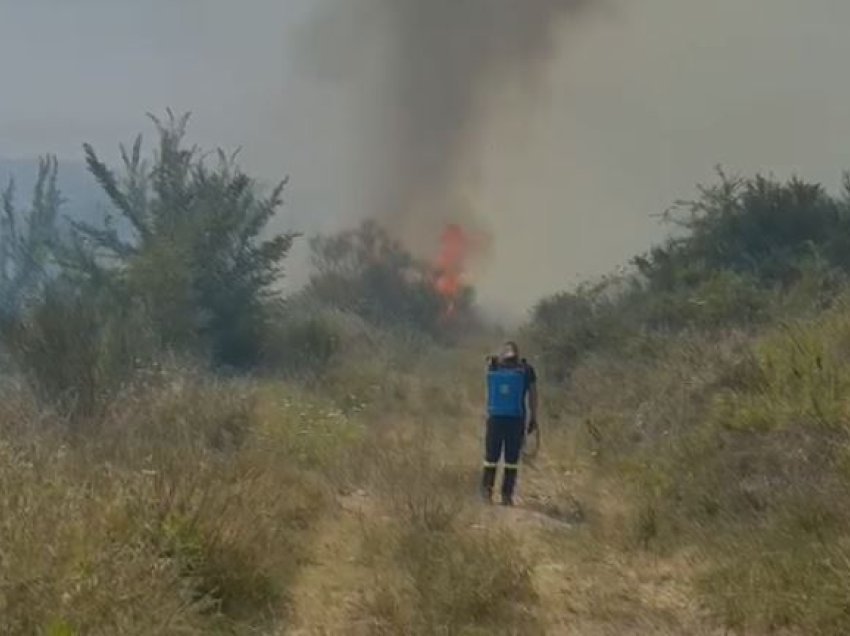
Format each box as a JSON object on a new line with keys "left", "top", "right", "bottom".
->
{"left": 284, "top": 437, "right": 721, "bottom": 635}
{"left": 284, "top": 487, "right": 572, "bottom": 634}
{"left": 285, "top": 493, "right": 375, "bottom": 635}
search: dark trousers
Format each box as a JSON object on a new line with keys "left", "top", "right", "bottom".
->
{"left": 481, "top": 417, "right": 525, "bottom": 498}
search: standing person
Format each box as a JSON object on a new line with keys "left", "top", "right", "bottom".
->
{"left": 481, "top": 341, "right": 538, "bottom": 506}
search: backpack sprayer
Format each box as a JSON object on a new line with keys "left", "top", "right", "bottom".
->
{"left": 486, "top": 355, "right": 541, "bottom": 459}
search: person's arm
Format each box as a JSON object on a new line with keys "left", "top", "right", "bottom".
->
{"left": 526, "top": 364, "right": 539, "bottom": 432}
{"left": 528, "top": 381, "right": 539, "bottom": 432}
{"left": 485, "top": 356, "right": 497, "bottom": 420}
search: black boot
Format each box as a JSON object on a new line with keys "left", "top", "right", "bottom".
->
{"left": 481, "top": 466, "right": 496, "bottom": 503}
{"left": 502, "top": 467, "right": 518, "bottom": 506}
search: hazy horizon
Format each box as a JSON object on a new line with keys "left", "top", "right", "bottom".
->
{"left": 3, "top": 0, "right": 850, "bottom": 319}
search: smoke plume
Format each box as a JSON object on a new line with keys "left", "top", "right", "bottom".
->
{"left": 302, "top": 0, "right": 590, "bottom": 254}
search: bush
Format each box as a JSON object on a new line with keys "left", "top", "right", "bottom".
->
{"left": 1, "top": 280, "right": 156, "bottom": 424}
{"left": 527, "top": 278, "right": 641, "bottom": 381}
{"left": 262, "top": 304, "right": 344, "bottom": 378}
{"left": 529, "top": 171, "right": 850, "bottom": 380}
{"left": 638, "top": 171, "right": 849, "bottom": 288}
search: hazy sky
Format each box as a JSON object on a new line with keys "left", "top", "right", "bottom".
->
{"left": 2, "top": 0, "right": 850, "bottom": 317}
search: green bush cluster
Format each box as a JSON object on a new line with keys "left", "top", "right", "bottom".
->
{"left": 529, "top": 171, "right": 850, "bottom": 380}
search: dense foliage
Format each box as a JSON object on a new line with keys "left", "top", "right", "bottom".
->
{"left": 70, "top": 111, "right": 297, "bottom": 368}
{"left": 0, "top": 113, "right": 298, "bottom": 418}
{"left": 530, "top": 170, "right": 850, "bottom": 379}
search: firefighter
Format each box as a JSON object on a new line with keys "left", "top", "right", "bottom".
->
{"left": 481, "top": 341, "right": 538, "bottom": 506}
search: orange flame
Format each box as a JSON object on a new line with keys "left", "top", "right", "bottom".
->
{"left": 433, "top": 223, "right": 470, "bottom": 319}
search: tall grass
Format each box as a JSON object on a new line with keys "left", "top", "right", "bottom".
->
{"left": 0, "top": 368, "right": 346, "bottom": 635}
{"left": 0, "top": 291, "right": 535, "bottom": 634}
{"left": 549, "top": 298, "right": 850, "bottom": 634}
{"left": 355, "top": 435, "right": 541, "bottom": 635}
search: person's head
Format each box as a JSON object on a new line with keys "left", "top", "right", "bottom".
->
{"left": 499, "top": 341, "right": 520, "bottom": 363}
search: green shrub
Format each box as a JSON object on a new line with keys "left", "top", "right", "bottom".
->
{"left": 530, "top": 172, "right": 850, "bottom": 381}
{"left": 638, "top": 171, "right": 848, "bottom": 289}
{"left": 1, "top": 280, "right": 156, "bottom": 424}
{"left": 262, "top": 306, "right": 343, "bottom": 378}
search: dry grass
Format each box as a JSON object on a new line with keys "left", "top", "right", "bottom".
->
{"left": 537, "top": 305, "right": 850, "bottom": 635}
{"left": 341, "top": 427, "right": 541, "bottom": 636}
{"left": 8, "top": 313, "right": 850, "bottom": 634}
{"left": 0, "top": 369, "right": 343, "bottom": 635}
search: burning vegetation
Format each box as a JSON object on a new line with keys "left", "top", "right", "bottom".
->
{"left": 433, "top": 224, "right": 470, "bottom": 318}
{"left": 432, "top": 222, "right": 489, "bottom": 323}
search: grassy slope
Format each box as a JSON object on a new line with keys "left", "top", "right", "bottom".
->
{"left": 278, "top": 344, "right": 729, "bottom": 635}
{"left": 6, "top": 306, "right": 850, "bottom": 634}
{"left": 283, "top": 304, "right": 850, "bottom": 635}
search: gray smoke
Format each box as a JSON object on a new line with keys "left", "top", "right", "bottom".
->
{"left": 301, "top": 0, "right": 590, "bottom": 251}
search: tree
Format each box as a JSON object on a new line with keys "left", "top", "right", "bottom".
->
{"left": 639, "top": 170, "right": 845, "bottom": 290}
{"left": 529, "top": 171, "right": 850, "bottom": 378}
{"left": 306, "top": 220, "right": 468, "bottom": 334}
{"left": 70, "top": 111, "right": 297, "bottom": 367}
{"left": 0, "top": 156, "right": 62, "bottom": 319}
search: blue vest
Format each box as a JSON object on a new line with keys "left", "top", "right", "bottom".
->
{"left": 487, "top": 366, "right": 528, "bottom": 419}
